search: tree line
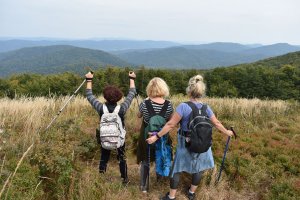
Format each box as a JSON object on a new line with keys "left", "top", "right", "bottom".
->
{"left": 0, "top": 65, "right": 299, "bottom": 100}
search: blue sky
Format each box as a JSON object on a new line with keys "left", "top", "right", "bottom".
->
{"left": 0, "top": 0, "right": 299, "bottom": 44}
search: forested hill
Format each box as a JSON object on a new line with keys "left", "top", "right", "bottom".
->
{"left": 0, "top": 45, "right": 130, "bottom": 77}
{"left": 0, "top": 51, "right": 299, "bottom": 100}
{"left": 253, "top": 51, "right": 300, "bottom": 68}
{"left": 1, "top": 42, "right": 300, "bottom": 77}
{"left": 115, "top": 46, "right": 258, "bottom": 68}
{"left": 115, "top": 43, "right": 300, "bottom": 68}
{"left": 203, "top": 51, "right": 300, "bottom": 100}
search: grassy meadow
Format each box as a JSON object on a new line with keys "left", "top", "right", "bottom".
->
{"left": 0, "top": 95, "right": 299, "bottom": 200}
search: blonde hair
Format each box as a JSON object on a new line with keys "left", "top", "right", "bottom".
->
{"left": 186, "top": 75, "right": 206, "bottom": 98}
{"left": 146, "top": 77, "right": 170, "bottom": 98}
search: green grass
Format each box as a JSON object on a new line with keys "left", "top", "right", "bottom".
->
{"left": 0, "top": 96, "right": 299, "bottom": 199}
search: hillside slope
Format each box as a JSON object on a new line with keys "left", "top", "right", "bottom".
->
{"left": 1, "top": 96, "right": 299, "bottom": 199}
{"left": 242, "top": 43, "right": 300, "bottom": 57}
{"left": 0, "top": 45, "right": 130, "bottom": 77}
{"left": 253, "top": 50, "right": 300, "bottom": 68}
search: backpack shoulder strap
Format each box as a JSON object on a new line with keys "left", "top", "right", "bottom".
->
{"left": 145, "top": 99, "right": 156, "bottom": 117}
{"left": 113, "top": 105, "right": 121, "bottom": 114}
{"left": 185, "top": 101, "right": 199, "bottom": 117}
{"left": 159, "top": 100, "right": 169, "bottom": 117}
{"left": 200, "top": 104, "right": 208, "bottom": 116}
{"left": 102, "top": 104, "right": 109, "bottom": 114}
{"left": 185, "top": 101, "right": 208, "bottom": 117}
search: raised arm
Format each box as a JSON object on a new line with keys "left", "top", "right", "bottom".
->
{"left": 120, "top": 71, "right": 137, "bottom": 113}
{"left": 85, "top": 72, "right": 103, "bottom": 114}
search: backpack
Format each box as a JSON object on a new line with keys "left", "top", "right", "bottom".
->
{"left": 144, "top": 100, "right": 172, "bottom": 177}
{"left": 185, "top": 102, "right": 213, "bottom": 154}
{"left": 99, "top": 104, "right": 126, "bottom": 150}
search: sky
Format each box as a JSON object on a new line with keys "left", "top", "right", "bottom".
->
{"left": 0, "top": 0, "right": 299, "bottom": 44}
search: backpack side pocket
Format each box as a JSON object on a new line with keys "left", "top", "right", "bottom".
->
{"left": 96, "top": 128, "right": 101, "bottom": 144}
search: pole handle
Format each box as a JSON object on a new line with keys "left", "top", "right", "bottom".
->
{"left": 84, "top": 66, "right": 94, "bottom": 74}
{"left": 230, "top": 126, "right": 237, "bottom": 139}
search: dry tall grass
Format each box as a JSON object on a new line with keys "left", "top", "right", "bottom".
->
{"left": 0, "top": 95, "right": 299, "bottom": 200}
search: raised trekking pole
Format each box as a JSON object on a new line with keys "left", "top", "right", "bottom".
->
{"left": 44, "top": 70, "right": 94, "bottom": 131}
{"left": 216, "top": 126, "right": 237, "bottom": 183}
{"left": 135, "top": 93, "right": 140, "bottom": 107}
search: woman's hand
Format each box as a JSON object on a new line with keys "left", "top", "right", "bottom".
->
{"left": 129, "top": 71, "right": 136, "bottom": 79}
{"left": 226, "top": 130, "right": 234, "bottom": 137}
{"left": 85, "top": 72, "right": 93, "bottom": 89}
{"left": 146, "top": 135, "right": 158, "bottom": 144}
{"left": 85, "top": 72, "right": 93, "bottom": 79}
{"left": 129, "top": 71, "right": 136, "bottom": 89}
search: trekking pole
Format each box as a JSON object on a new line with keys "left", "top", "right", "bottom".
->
{"left": 44, "top": 70, "right": 94, "bottom": 131}
{"left": 216, "top": 126, "right": 237, "bottom": 183}
{"left": 135, "top": 93, "right": 140, "bottom": 107}
{"left": 147, "top": 143, "right": 150, "bottom": 191}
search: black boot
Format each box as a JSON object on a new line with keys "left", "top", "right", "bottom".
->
{"left": 186, "top": 188, "right": 196, "bottom": 200}
{"left": 122, "top": 177, "right": 129, "bottom": 185}
{"left": 160, "top": 192, "right": 176, "bottom": 200}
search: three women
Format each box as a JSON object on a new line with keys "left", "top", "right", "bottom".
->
{"left": 86, "top": 71, "right": 233, "bottom": 199}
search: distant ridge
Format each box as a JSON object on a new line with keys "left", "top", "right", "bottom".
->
{"left": 0, "top": 39, "right": 180, "bottom": 53}
{"left": 116, "top": 43, "right": 300, "bottom": 68}
{"left": 242, "top": 43, "right": 300, "bottom": 56}
{"left": 182, "top": 42, "right": 251, "bottom": 52}
{"left": 0, "top": 45, "right": 130, "bottom": 77}
{"left": 115, "top": 46, "right": 256, "bottom": 68}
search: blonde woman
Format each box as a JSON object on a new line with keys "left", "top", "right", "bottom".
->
{"left": 137, "top": 77, "right": 174, "bottom": 192}
{"left": 147, "top": 75, "right": 233, "bottom": 200}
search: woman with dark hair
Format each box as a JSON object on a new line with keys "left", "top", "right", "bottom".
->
{"left": 85, "top": 71, "right": 136, "bottom": 184}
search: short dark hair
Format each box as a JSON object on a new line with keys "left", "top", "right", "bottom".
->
{"left": 103, "top": 85, "right": 123, "bottom": 104}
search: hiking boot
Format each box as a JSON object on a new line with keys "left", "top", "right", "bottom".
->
{"left": 122, "top": 177, "right": 129, "bottom": 185}
{"left": 160, "top": 192, "right": 176, "bottom": 200}
{"left": 186, "top": 188, "right": 196, "bottom": 200}
{"left": 140, "top": 185, "right": 147, "bottom": 193}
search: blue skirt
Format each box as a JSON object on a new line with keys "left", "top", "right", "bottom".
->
{"left": 170, "top": 131, "right": 215, "bottom": 177}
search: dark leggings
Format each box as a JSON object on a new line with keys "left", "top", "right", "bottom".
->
{"left": 99, "top": 144, "right": 127, "bottom": 179}
{"left": 170, "top": 171, "right": 203, "bottom": 190}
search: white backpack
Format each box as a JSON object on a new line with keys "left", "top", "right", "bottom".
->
{"left": 99, "top": 104, "right": 126, "bottom": 150}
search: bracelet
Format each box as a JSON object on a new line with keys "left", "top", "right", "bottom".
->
{"left": 129, "top": 77, "right": 135, "bottom": 80}
{"left": 86, "top": 77, "right": 93, "bottom": 81}
{"left": 156, "top": 133, "right": 161, "bottom": 139}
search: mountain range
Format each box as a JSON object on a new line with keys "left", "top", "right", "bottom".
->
{"left": 0, "top": 45, "right": 129, "bottom": 77}
{"left": 0, "top": 39, "right": 300, "bottom": 77}
{"left": 115, "top": 43, "right": 300, "bottom": 68}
